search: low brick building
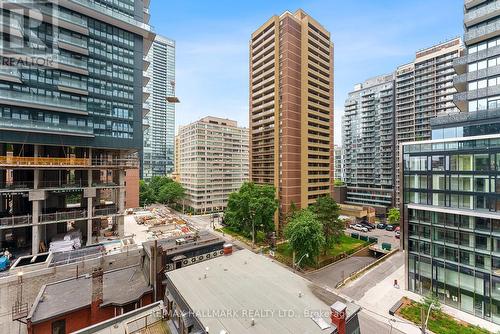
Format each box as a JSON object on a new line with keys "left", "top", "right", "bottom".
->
{"left": 27, "top": 265, "right": 152, "bottom": 334}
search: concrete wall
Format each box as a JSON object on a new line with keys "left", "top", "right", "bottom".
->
{"left": 0, "top": 249, "right": 142, "bottom": 334}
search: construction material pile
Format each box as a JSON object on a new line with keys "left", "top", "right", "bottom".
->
{"left": 49, "top": 230, "right": 82, "bottom": 252}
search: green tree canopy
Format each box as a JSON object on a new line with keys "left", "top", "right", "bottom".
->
{"left": 224, "top": 182, "right": 278, "bottom": 236}
{"left": 334, "top": 179, "right": 344, "bottom": 186}
{"left": 139, "top": 176, "right": 185, "bottom": 206}
{"left": 312, "top": 195, "right": 343, "bottom": 250}
{"left": 284, "top": 208, "right": 324, "bottom": 266}
{"left": 387, "top": 207, "right": 400, "bottom": 226}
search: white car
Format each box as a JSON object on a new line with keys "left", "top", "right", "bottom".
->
{"left": 351, "top": 224, "right": 368, "bottom": 232}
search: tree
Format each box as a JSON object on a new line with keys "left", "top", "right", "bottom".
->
{"left": 387, "top": 207, "right": 400, "bottom": 226}
{"left": 139, "top": 176, "right": 186, "bottom": 206}
{"left": 224, "top": 182, "right": 278, "bottom": 237}
{"left": 334, "top": 179, "right": 344, "bottom": 186}
{"left": 286, "top": 201, "right": 299, "bottom": 223}
{"left": 312, "top": 195, "right": 343, "bottom": 251}
{"left": 157, "top": 181, "right": 185, "bottom": 204}
{"left": 284, "top": 209, "right": 324, "bottom": 266}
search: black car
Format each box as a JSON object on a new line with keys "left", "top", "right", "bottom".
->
{"left": 377, "top": 223, "right": 387, "bottom": 229}
{"left": 385, "top": 224, "right": 395, "bottom": 231}
{"left": 360, "top": 222, "right": 375, "bottom": 230}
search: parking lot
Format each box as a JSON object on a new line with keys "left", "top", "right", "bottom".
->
{"left": 345, "top": 224, "right": 401, "bottom": 249}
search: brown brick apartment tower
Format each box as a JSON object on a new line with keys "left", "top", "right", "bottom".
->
{"left": 249, "top": 10, "right": 334, "bottom": 231}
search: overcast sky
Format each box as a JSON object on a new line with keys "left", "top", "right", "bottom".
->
{"left": 150, "top": 0, "right": 463, "bottom": 145}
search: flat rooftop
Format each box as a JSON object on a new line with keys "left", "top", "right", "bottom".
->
{"left": 166, "top": 249, "right": 360, "bottom": 334}
{"left": 28, "top": 265, "right": 151, "bottom": 324}
{"left": 143, "top": 231, "right": 223, "bottom": 256}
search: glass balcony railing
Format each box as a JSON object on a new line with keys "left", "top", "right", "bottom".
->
{"left": 53, "top": 54, "right": 88, "bottom": 70}
{"left": 57, "top": 34, "right": 88, "bottom": 49}
{"left": 0, "top": 118, "right": 93, "bottom": 135}
{"left": 0, "top": 67, "right": 20, "bottom": 78}
{"left": 40, "top": 7, "right": 88, "bottom": 28}
{"left": 69, "top": 0, "right": 152, "bottom": 31}
{"left": 57, "top": 77, "right": 88, "bottom": 91}
{"left": 0, "top": 90, "right": 87, "bottom": 112}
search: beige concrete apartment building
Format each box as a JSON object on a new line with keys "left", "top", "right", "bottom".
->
{"left": 177, "top": 117, "right": 249, "bottom": 213}
{"left": 394, "top": 37, "right": 463, "bottom": 207}
{"left": 249, "top": 9, "right": 334, "bottom": 230}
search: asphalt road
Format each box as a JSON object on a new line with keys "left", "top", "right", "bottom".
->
{"left": 341, "top": 251, "right": 404, "bottom": 300}
{"left": 306, "top": 255, "right": 376, "bottom": 287}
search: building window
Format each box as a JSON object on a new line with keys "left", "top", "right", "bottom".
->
{"left": 52, "top": 319, "right": 66, "bottom": 334}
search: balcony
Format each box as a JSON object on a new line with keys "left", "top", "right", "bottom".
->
{"left": 56, "top": 0, "right": 153, "bottom": 35}
{"left": 0, "top": 118, "right": 93, "bottom": 137}
{"left": 0, "top": 67, "right": 22, "bottom": 83}
{"left": 0, "top": 90, "right": 87, "bottom": 115}
{"left": 57, "top": 77, "right": 88, "bottom": 95}
{"left": 464, "top": 1, "right": 500, "bottom": 27}
{"left": 464, "top": 19, "right": 500, "bottom": 45}
{"left": 56, "top": 34, "right": 89, "bottom": 55}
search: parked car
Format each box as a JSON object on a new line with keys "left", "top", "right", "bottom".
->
{"left": 377, "top": 223, "right": 387, "bottom": 229}
{"left": 365, "top": 222, "right": 376, "bottom": 229}
{"left": 386, "top": 225, "right": 395, "bottom": 231}
{"left": 350, "top": 224, "right": 368, "bottom": 232}
{"left": 395, "top": 231, "right": 401, "bottom": 239}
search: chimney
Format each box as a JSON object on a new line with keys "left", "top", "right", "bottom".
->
{"left": 90, "top": 267, "right": 104, "bottom": 324}
{"left": 223, "top": 243, "right": 233, "bottom": 255}
{"left": 330, "top": 301, "right": 347, "bottom": 334}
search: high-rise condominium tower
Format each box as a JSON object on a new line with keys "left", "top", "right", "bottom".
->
{"left": 249, "top": 9, "right": 334, "bottom": 230}
{"left": 177, "top": 117, "right": 249, "bottom": 214}
{"left": 343, "top": 74, "right": 395, "bottom": 214}
{"left": 394, "top": 38, "right": 462, "bottom": 207}
{"left": 402, "top": 0, "right": 500, "bottom": 323}
{"left": 143, "top": 35, "right": 176, "bottom": 179}
{"left": 0, "top": 0, "right": 153, "bottom": 254}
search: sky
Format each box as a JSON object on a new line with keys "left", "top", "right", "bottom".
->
{"left": 149, "top": 0, "right": 464, "bottom": 145}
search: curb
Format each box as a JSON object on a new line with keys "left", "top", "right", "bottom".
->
{"left": 305, "top": 242, "right": 374, "bottom": 274}
{"left": 335, "top": 248, "right": 400, "bottom": 289}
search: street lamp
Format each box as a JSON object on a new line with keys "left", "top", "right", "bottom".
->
{"left": 294, "top": 253, "right": 309, "bottom": 271}
{"left": 421, "top": 302, "right": 436, "bottom": 334}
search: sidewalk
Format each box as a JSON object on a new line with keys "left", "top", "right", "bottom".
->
{"left": 345, "top": 264, "right": 500, "bottom": 334}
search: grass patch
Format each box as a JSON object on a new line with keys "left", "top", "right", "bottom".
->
{"left": 275, "top": 234, "right": 369, "bottom": 269}
{"left": 398, "top": 298, "right": 490, "bottom": 334}
{"left": 216, "top": 226, "right": 266, "bottom": 246}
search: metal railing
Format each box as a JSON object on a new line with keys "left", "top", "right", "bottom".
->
{"left": 39, "top": 209, "right": 87, "bottom": 223}
{"left": 0, "top": 156, "right": 91, "bottom": 166}
{"left": 94, "top": 206, "right": 118, "bottom": 216}
{"left": 0, "top": 156, "right": 138, "bottom": 168}
{"left": 125, "top": 311, "right": 163, "bottom": 334}
{"left": 0, "top": 215, "right": 31, "bottom": 227}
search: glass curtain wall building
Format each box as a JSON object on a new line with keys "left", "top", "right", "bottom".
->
{"left": 402, "top": 0, "right": 500, "bottom": 323}
{"left": 0, "top": 0, "right": 153, "bottom": 255}
{"left": 403, "top": 135, "right": 500, "bottom": 322}
{"left": 143, "top": 35, "right": 175, "bottom": 179}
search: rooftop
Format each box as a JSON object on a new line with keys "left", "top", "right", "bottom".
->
{"left": 166, "top": 249, "right": 360, "bottom": 334}
{"left": 143, "top": 231, "right": 224, "bottom": 257}
{"left": 28, "top": 265, "right": 152, "bottom": 324}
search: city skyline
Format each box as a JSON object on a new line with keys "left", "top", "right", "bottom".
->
{"left": 150, "top": 0, "right": 463, "bottom": 143}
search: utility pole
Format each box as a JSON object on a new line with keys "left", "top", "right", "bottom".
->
{"left": 421, "top": 307, "right": 425, "bottom": 334}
